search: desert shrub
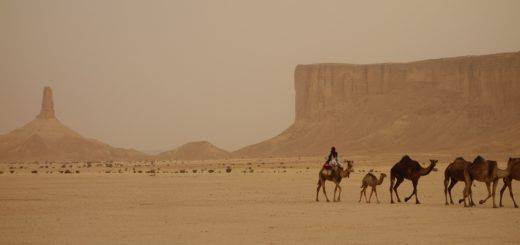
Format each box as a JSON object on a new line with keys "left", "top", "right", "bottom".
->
{"left": 208, "top": 169, "right": 215, "bottom": 173}
{"left": 249, "top": 169, "right": 254, "bottom": 173}
{"left": 10, "top": 170, "right": 14, "bottom": 174}
{"left": 192, "top": 169, "right": 197, "bottom": 173}
{"left": 65, "top": 170, "right": 72, "bottom": 174}
{"left": 31, "top": 170, "right": 38, "bottom": 174}
{"left": 105, "top": 163, "right": 113, "bottom": 168}
{"left": 137, "top": 170, "right": 143, "bottom": 173}
{"left": 179, "top": 169, "right": 186, "bottom": 173}
{"left": 105, "top": 170, "right": 111, "bottom": 174}
{"left": 226, "top": 166, "right": 232, "bottom": 173}
{"left": 75, "top": 170, "right": 80, "bottom": 174}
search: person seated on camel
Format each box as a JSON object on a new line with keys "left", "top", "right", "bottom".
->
{"left": 323, "top": 147, "right": 342, "bottom": 174}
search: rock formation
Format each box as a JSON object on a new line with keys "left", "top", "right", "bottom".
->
{"left": 36, "top": 86, "right": 56, "bottom": 119}
{"left": 235, "top": 52, "right": 520, "bottom": 157}
{"left": 0, "top": 87, "right": 147, "bottom": 161}
{"left": 157, "top": 141, "right": 230, "bottom": 160}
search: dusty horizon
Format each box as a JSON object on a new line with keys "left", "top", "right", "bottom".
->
{"left": 1, "top": 0, "right": 520, "bottom": 153}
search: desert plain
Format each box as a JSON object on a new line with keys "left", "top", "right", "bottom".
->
{"left": 1, "top": 154, "right": 519, "bottom": 245}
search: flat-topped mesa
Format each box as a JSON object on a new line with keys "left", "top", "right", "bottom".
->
{"left": 37, "top": 86, "right": 56, "bottom": 119}
{"left": 234, "top": 51, "right": 520, "bottom": 157}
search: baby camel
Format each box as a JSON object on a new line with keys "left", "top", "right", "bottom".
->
{"left": 359, "top": 172, "right": 386, "bottom": 203}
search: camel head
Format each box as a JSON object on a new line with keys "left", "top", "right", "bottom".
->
{"left": 429, "top": 159, "right": 438, "bottom": 171}
{"left": 341, "top": 160, "right": 354, "bottom": 178}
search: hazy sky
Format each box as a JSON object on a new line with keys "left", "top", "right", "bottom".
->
{"left": 1, "top": 0, "right": 519, "bottom": 153}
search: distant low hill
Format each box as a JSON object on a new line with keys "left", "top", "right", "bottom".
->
{"left": 156, "top": 141, "right": 230, "bottom": 160}
{"left": 0, "top": 87, "right": 148, "bottom": 162}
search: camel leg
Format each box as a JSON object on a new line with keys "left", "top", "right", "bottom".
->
{"left": 414, "top": 180, "right": 421, "bottom": 204}
{"left": 316, "top": 179, "right": 322, "bottom": 202}
{"left": 479, "top": 182, "right": 492, "bottom": 204}
{"left": 336, "top": 184, "right": 342, "bottom": 202}
{"left": 364, "top": 187, "right": 368, "bottom": 202}
{"left": 322, "top": 181, "right": 330, "bottom": 202}
{"left": 368, "top": 188, "right": 374, "bottom": 203}
{"left": 405, "top": 179, "right": 419, "bottom": 204}
{"left": 390, "top": 176, "right": 395, "bottom": 203}
{"left": 507, "top": 179, "right": 519, "bottom": 208}
{"left": 492, "top": 179, "right": 498, "bottom": 208}
{"left": 374, "top": 188, "right": 380, "bottom": 203}
{"left": 469, "top": 182, "right": 475, "bottom": 206}
{"left": 444, "top": 176, "right": 450, "bottom": 205}
{"left": 500, "top": 178, "right": 508, "bottom": 207}
{"left": 447, "top": 179, "right": 457, "bottom": 205}
{"left": 333, "top": 184, "right": 338, "bottom": 202}
{"left": 359, "top": 187, "right": 365, "bottom": 202}
{"left": 393, "top": 177, "right": 404, "bottom": 203}
{"left": 460, "top": 180, "right": 475, "bottom": 207}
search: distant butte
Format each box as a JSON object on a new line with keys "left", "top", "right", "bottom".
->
{"left": 0, "top": 87, "right": 147, "bottom": 161}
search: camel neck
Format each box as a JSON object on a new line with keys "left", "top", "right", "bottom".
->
{"left": 419, "top": 164, "right": 434, "bottom": 176}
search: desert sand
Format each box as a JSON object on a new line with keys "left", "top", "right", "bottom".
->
{"left": 1, "top": 155, "right": 518, "bottom": 245}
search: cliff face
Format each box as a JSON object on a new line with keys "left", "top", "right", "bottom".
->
{"left": 236, "top": 52, "right": 520, "bottom": 157}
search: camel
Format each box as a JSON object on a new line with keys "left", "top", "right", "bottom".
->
{"left": 359, "top": 172, "right": 386, "bottom": 203}
{"left": 444, "top": 157, "right": 473, "bottom": 205}
{"left": 499, "top": 157, "right": 520, "bottom": 208}
{"left": 460, "top": 156, "right": 509, "bottom": 208}
{"left": 316, "top": 160, "right": 354, "bottom": 202}
{"left": 389, "top": 156, "right": 437, "bottom": 204}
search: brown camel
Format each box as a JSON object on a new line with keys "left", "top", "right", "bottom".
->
{"left": 316, "top": 160, "right": 354, "bottom": 202}
{"left": 444, "top": 157, "right": 473, "bottom": 205}
{"left": 389, "top": 156, "right": 437, "bottom": 204}
{"left": 499, "top": 157, "right": 520, "bottom": 208}
{"left": 359, "top": 172, "right": 386, "bottom": 203}
{"left": 460, "top": 156, "right": 509, "bottom": 208}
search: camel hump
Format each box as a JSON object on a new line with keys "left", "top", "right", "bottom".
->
{"left": 401, "top": 155, "right": 411, "bottom": 162}
{"left": 455, "top": 157, "right": 465, "bottom": 161}
{"left": 473, "top": 155, "right": 485, "bottom": 164}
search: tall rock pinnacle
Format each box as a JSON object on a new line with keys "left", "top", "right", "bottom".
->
{"left": 37, "top": 86, "right": 56, "bottom": 119}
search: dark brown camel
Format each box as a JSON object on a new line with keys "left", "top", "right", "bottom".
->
{"left": 389, "top": 156, "right": 437, "bottom": 204}
{"left": 460, "top": 156, "right": 508, "bottom": 208}
{"left": 316, "top": 161, "right": 354, "bottom": 202}
{"left": 499, "top": 157, "right": 520, "bottom": 208}
{"left": 444, "top": 157, "right": 473, "bottom": 205}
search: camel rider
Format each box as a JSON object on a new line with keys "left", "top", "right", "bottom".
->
{"left": 326, "top": 147, "right": 342, "bottom": 168}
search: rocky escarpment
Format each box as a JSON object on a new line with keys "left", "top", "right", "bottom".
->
{"left": 0, "top": 87, "right": 148, "bottom": 162}
{"left": 235, "top": 52, "right": 520, "bottom": 157}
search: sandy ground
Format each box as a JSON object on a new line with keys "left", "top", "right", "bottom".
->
{"left": 1, "top": 156, "right": 519, "bottom": 244}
